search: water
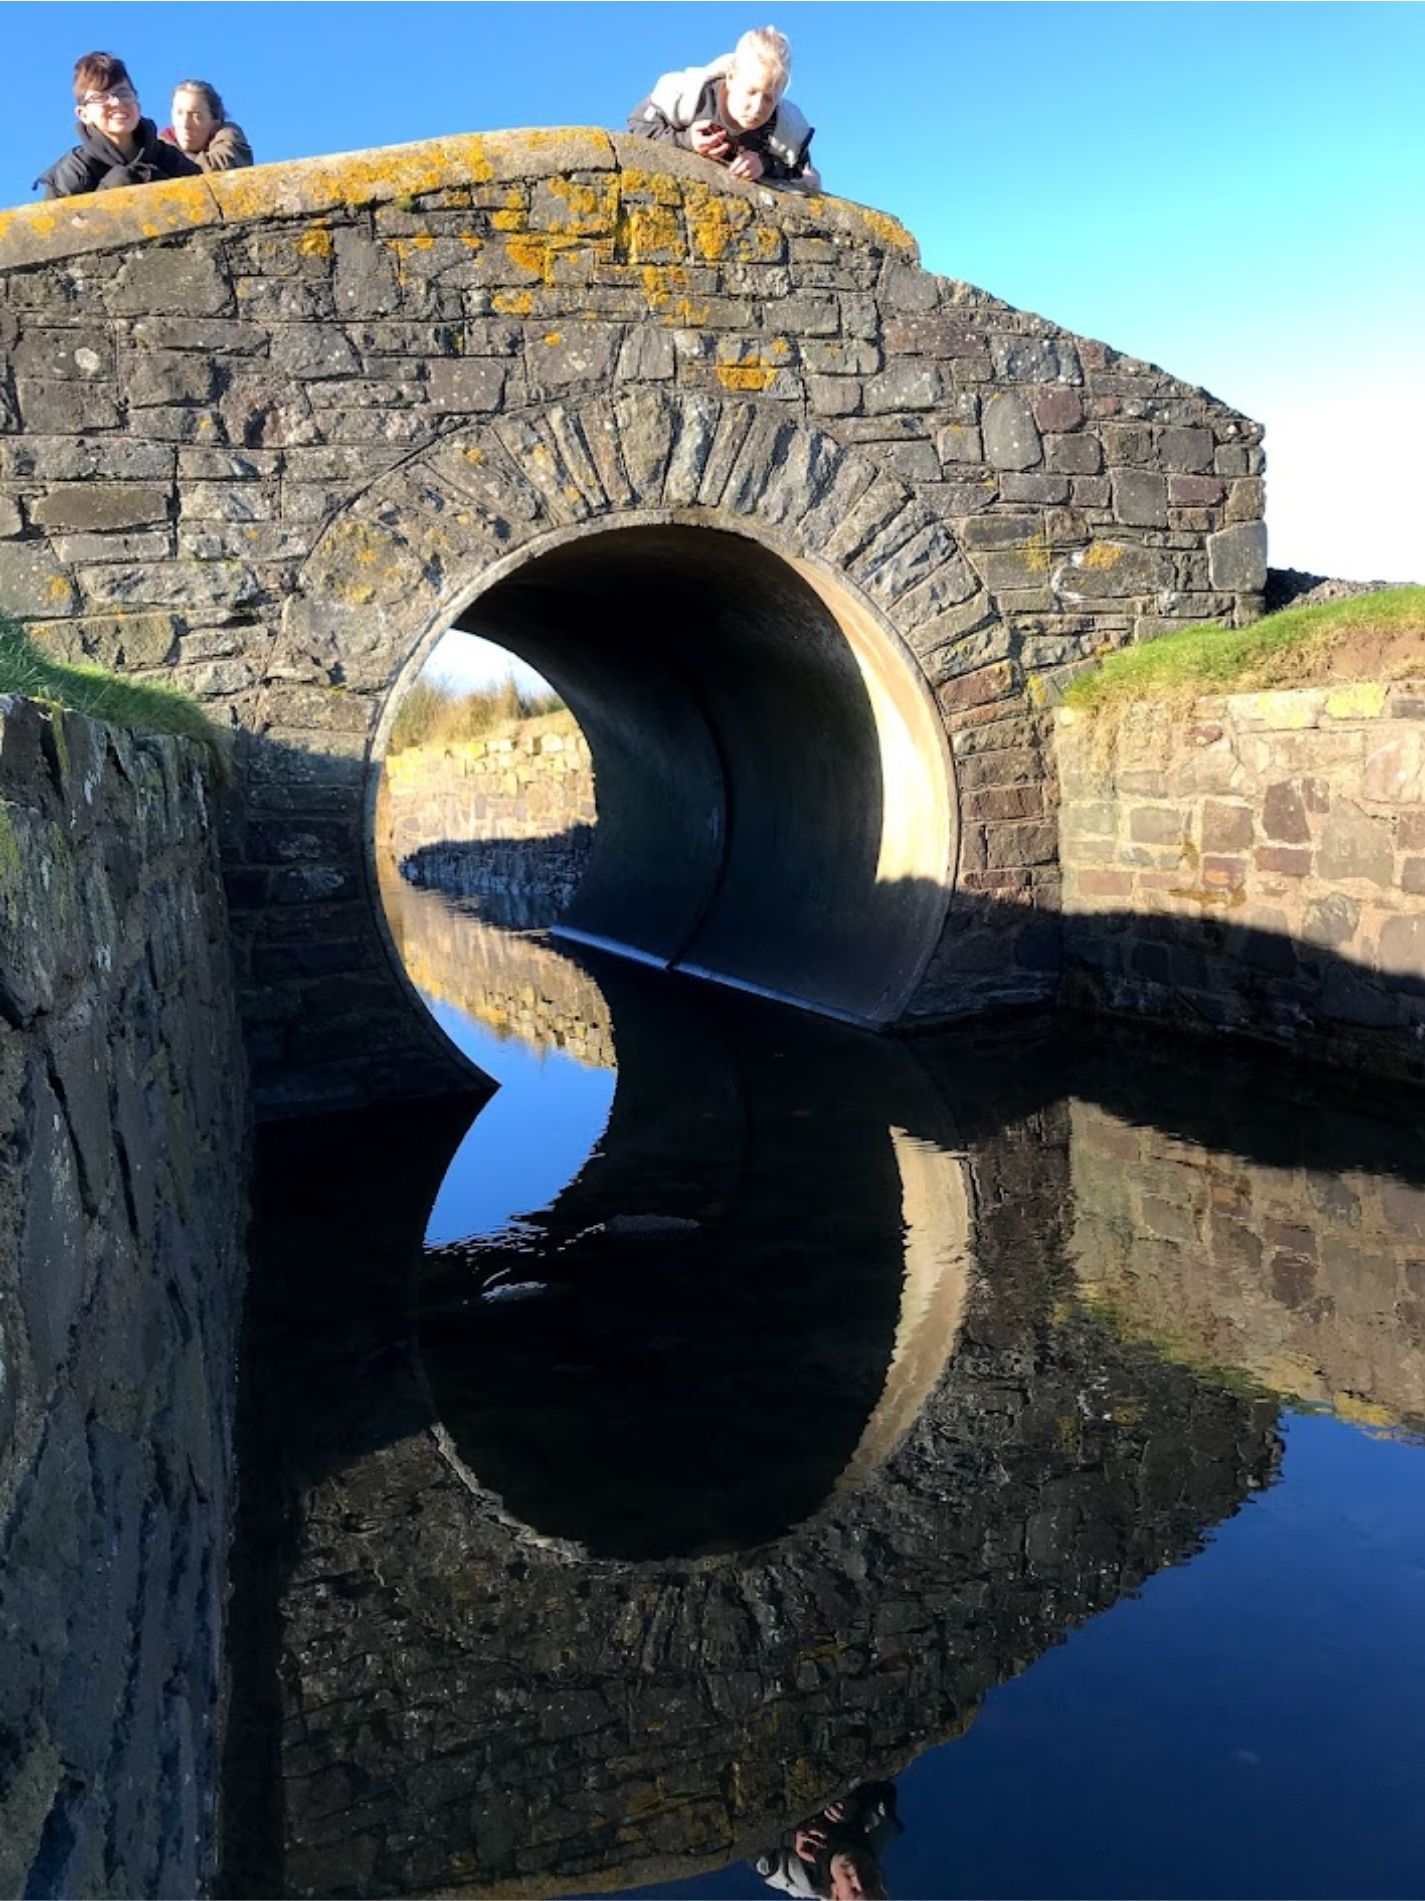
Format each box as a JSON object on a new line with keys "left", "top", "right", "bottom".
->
{"left": 222, "top": 875, "right": 1425, "bottom": 1901}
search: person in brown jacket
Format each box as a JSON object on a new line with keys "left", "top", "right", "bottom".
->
{"left": 163, "top": 79, "right": 254, "bottom": 172}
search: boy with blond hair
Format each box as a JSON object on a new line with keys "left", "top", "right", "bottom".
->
{"left": 628, "top": 27, "right": 821, "bottom": 191}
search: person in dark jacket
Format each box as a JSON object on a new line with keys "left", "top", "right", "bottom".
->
{"left": 35, "top": 51, "right": 201, "bottom": 199}
{"left": 627, "top": 26, "right": 821, "bottom": 191}
{"left": 163, "top": 80, "right": 254, "bottom": 173}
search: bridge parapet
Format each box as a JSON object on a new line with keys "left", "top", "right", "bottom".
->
{"left": 0, "top": 130, "right": 1266, "bottom": 1111}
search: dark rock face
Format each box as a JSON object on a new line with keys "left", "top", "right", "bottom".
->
{"left": 0, "top": 698, "right": 248, "bottom": 1898}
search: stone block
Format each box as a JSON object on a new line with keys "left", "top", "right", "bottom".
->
{"left": 1046, "top": 434, "right": 1101, "bottom": 475}
{"left": 1207, "top": 521, "right": 1267, "bottom": 591}
{"left": 863, "top": 361, "right": 944, "bottom": 412}
{"left": 982, "top": 392, "right": 1041, "bottom": 471}
{"left": 1254, "top": 845, "right": 1311, "bottom": 877}
{"left": 0, "top": 496, "right": 21, "bottom": 537}
{"left": 1363, "top": 730, "right": 1425, "bottom": 803}
{"left": 1168, "top": 475, "right": 1224, "bottom": 506}
{"left": 1001, "top": 473, "right": 1069, "bottom": 504}
{"left": 1262, "top": 780, "right": 1310, "bottom": 843}
{"left": 30, "top": 484, "right": 170, "bottom": 534}
{"left": 1227, "top": 689, "right": 1324, "bottom": 732}
{"left": 1317, "top": 798, "right": 1394, "bottom": 888}
{"left": 935, "top": 424, "right": 981, "bottom": 465}
{"left": 17, "top": 380, "right": 122, "bottom": 432}
{"left": 616, "top": 327, "right": 675, "bottom": 381}
{"left": 0, "top": 540, "right": 77, "bottom": 617}
{"left": 108, "top": 244, "right": 233, "bottom": 317}
{"left": 1224, "top": 477, "right": 1265, "bottom": 524}
{"left": 1031, "top": 387, "right": 1082, "bottom": 433}
{"left": 425, "top": 358, "right": 505, "bottom": 411}
{"left": 1112, "top": 470, "right": 1168, "bottom": 528}
{"left": 1201, "top": 801, "right": 1253, "bottom": 851}
{"left": 1055, "top": 541, "right": 1171, "bottom": 598}
{"left": 1377, "top": 914, "right": 1425, "bottom": 981}
{"left": 807, "top": 375, "right": 861, "bottom": 417}
{"left": 990, "top": 335, "right": 1081, "bottom": 384}
{"left": 1157, "top": 426, "right": 1214, "bottom": 473}
{"left": 1302, "top": 894, "right": 1361, "bottom": 949}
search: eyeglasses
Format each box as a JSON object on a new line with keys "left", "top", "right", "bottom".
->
{"left": 81, "top": 86, "right": 137, "bottom": 108}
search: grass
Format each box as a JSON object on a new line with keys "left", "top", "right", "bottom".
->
{"left": 0, "top": 614, "right": 227, "bottom": 775}
{"left": 387, "top": 674, "right": 564, "bottom": 753}
{"left": 1064, "top": 585, "right": 1425, "bottom": 721}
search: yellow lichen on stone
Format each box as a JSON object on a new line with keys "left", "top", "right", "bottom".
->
{"left": 1332, "top": 1392, "right": 1404, "bottom": 1435}
{"left": 543, "top": 332, "right": 563, "bottom": 347}
{"left": 1325, "top": 682, "right": 1388, "bottom": 721}
{"left": 492, "top": 288, "right": 534, "bottom": 316}
{"left": 617, "top": 166, "right": 684, "bottom": 206}
{"left": 545, "top": 175, "right": 619, "bottom": 234}
{"left": 716, "top": 363, "right": 776, "bottom": 392}
{"left": 297, "top": 224, "right": 334, "bottom": 258}
{"left": 1081, "top": 542, "right": 1124, "bottom": 571}
{"left": 618, "top": 200, "right": 683, "bottom": 263}
{"left": 843, "top": 202, "right": 918, "bottom": 255}
{"left": 686, "top": 189, "right": 741, "bottom": 262}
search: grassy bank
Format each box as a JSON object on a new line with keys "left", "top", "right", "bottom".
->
{"left": 1064, "top": 586, "right": 1425, "bottom": 721}
{"left": 0, "top": 615, "right": 226, "bottom": 772}
{"left": 388, "top": 675, "right": 563, "bottom": 753}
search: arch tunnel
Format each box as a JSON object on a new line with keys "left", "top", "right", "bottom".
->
{"left": 424, "top": 524, "right": 958, "bottom": 1028}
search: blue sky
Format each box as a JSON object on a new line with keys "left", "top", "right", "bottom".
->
{"left": 4, "top": 3, "right": 1422, "bottom": 591}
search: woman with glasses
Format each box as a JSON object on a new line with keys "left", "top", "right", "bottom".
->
{"left": 36, "top": 52, "right": 202, "bottom": 200}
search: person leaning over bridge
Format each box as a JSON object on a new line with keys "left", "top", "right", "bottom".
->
{"left": 161, "top": 79, "right": 254, "bottom": 172}
{"left": 627, "top": 26, "right": 821, "bottom": 192}
{"left": 35, "top": 51, "right": 202, "bottom": 198}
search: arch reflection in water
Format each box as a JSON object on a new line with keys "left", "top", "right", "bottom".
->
{"left": 405, "top": 888, "right": 972, "bottom": 1559}
{"left": 234, "top": 893, "right": 1425, "bottom": 1901}
{"left": 230, "top": 887, "right": 1291, "bottom": 1901}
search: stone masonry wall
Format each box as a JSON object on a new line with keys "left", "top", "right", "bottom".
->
{"left": 1069, "top": 1097, "right": 1425, "bottom": 1433}
{"left": 379, "top": 709, "right": 594, "bottom": 866}
{"left": 0, "top": 699, "right": 248, "bottom": 1896}
{"left": 0, "top": 132, "right": 1266, "bottom": 1108}
{"left": 1057, "top": 683, "right": 1425, "bottom": 1081}
{"left": 380, "top": 866, "right": 615, "bottom": 1070}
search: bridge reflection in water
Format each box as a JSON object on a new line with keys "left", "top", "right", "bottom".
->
{"left": 223, "top": 876, "right": 1425, "bottom": 1901}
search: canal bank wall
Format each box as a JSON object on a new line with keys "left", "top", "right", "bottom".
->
{"left": 0, "top": 698, "right": 248, "bottom": 1897}
{"left": 1056, "top": 682, "right": 1425, "bottom": 1082}
{"left": 380, "top": 710, "right": 594, "bottom": 867}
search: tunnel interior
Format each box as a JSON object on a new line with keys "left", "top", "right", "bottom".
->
{"left": 440, "top": 525, "right": 955, "bottom": 1027}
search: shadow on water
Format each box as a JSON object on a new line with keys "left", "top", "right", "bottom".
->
{"left": 220, "top": 871, "right": 1425, "bottom": 1901}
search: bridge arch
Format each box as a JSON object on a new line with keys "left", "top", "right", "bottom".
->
{"left": 0, "top": 129, "right": 1267, "bottom": 1110}
{"left": 287, "top": 391, "right": 975, "bottom": 1061}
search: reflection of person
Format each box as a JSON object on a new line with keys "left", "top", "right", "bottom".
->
{"left": 163, "top": 80, "right": 254, "bottom": 172}
{"left": 627, "top": 26, "right": 821, "bottom": 191}
{"left": 754, "top": 1781, "right": 900, "bottom": 1898}
{"left": 36, "top": 52, "right": 202, "bottom": 198}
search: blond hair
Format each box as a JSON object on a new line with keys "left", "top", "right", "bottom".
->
{"left": 733, "top": 26, "right": 792, "bottom": 86}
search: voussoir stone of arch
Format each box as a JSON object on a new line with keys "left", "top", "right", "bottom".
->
{"left": 281, "top": 389, "right": 985, "bottom": 689}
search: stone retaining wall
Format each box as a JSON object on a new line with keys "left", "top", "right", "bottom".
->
{"left": 379, "top": 710, "right": 594, "bottom": 866}
{"left": 1056, "top": 683, "right": 1425, "bottom": 1081}
{"left": 0, "top": 698, "right": 248, "bottom": 1897}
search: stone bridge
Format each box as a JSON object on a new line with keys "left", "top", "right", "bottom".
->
{"left": 0, "top": 131, "right": 1266, "bottom": 1112}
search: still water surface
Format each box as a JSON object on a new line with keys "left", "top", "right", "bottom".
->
{"left": 225, "top": 876, "right": 1425, "bottom": 1901}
